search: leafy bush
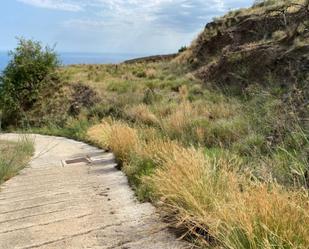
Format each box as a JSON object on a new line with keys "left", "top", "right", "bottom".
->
{"left": 0, "top": 38, "right": 61, "bottom": 127}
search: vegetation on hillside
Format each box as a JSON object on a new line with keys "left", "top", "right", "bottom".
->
{"left": 178, "top": 0, "right": 309, "bottom": 92}
{"left": 27, "top": 58, "right": 307, "bottom": 248}
{"left": 0, "top": 39, "right": 62, "bottom": 127}
{"left": 77, "top": 61, "right": 308, "bottom": 248}
{"left": 0, "top": 38, "right": 100, "bottom": 129}
{"left": 0, "top": 137, "right": 34, "bottom": 184}
{"left": 0, "top": 1, "right": 308, "bottom": 248}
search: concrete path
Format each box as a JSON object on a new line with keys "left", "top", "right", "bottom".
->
{"left": 0, "top": 134, "right": 189, "bottom": 249}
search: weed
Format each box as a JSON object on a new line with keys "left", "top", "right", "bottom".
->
{"left": 0, "top": 136, "right": 34, "bottom": 183}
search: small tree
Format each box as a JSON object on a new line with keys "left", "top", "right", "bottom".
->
{"left": 0, "top": 38, "right": 60, "bottom": 126}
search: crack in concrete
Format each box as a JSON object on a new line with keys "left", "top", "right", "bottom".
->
{"left": 20, "top": 222, "right": 124, "bottom": 249}
{"left": 0, "top": 213, "right": 93, "bottom": 234}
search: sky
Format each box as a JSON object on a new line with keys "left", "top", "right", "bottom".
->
{"left": 0, "top": 0, "right": 252, "bottom": 54}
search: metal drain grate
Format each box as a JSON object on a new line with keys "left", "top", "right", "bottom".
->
{"left": 64, "top": 157, "right": 90, "bottom": 165}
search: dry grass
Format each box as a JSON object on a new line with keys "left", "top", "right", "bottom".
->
{"left": 59, "top": 57, "right": 308, "bottom": 249}
{"left": 150, "top": 144, "right": 309, "bottom": 248}
{"left": 208, "top": 101, "right": 240, "bottom": 120}
{"left": 161, "top": 100, "right": 209, "bottom": 139}
{"left": 145, "top": 68, "right": 157, "bottom": 79}
{"left": 87, "top": 120, "right": 309, "bottom": 248}
{"left": 158, "top": 99, "right": 246, "bottom": 146}
{"left": 87, "top": 120, "right": 139, "bottom": 162}
{"left": 125, "top": 104, "right": 160, "bottom": 126}
{"left": 162, "top": 101, "right": 196, "bottom": 135}
{"left": 3, "top": 1, "right": 307, "bottom": 247}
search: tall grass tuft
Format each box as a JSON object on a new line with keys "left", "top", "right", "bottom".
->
{"left": 124, "top": 104, "right": 160, "bottom": 126}
{"left": 0, "top": 136, "right": 34, "bottom": 183}
{"left": 151, "top": 145, "right": 309, "bottom": 248}
{"left": 87, "top": 120, "right": 139, "bottom": 163}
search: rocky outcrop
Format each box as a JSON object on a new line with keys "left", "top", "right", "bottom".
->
{"left": 179, "top": 0, "right": 309, "bottom": 88}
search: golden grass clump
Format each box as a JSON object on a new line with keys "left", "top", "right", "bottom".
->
{"left": 87, "top": 120, "right": 139, "bottom": 162}
{"left": 137, "top": 138, "right": 183, "bottom": 166}
{"left": 145, "top": 68, "right": 157, "bottom": 79}
{"left": 208, "top": 101, "right": 240, "bottom": 120}
{"left": 150, "top": 146, "right": 242, "bottom": 233}
{"left": 179, "top": 85, "right": 189, "bottom": 101}
{"left": 151, "top": 103, "right": 177, "bottom": 118}
{"left": 162, "top": 101, "right": 197, "bottom": 136}
{"left": 125, "top": 104, "right": 160, "bottom": 126}
{"left": 220, "top": 185, "right": 309, "bottom": 249}
{"left": 151, "top": 145, "right": 309, "bottom": 248}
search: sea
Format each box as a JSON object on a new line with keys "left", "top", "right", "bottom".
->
{"left": 0, "top": 51, "right": 147, "bottom": 73}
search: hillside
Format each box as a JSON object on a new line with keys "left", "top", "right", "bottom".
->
{"left": 0, "top": 1, "right": 309, "bottom": 249}
{"left": 178, "top": 0, "right": 309, "bottom": 89}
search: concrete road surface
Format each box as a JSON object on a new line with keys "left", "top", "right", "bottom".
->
{"left": 0, "top": 134, "right": 189, "bottom": 249}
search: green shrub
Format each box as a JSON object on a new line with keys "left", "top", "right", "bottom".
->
{"left": 0, "top": 38, "right": 61, "bottom": 127}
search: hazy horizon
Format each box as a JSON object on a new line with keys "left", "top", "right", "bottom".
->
{"left": 0, "top": 51, "right": 155, "bottom": 71}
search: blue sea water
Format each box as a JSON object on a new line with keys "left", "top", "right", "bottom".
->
{"left": 0, "top": 51, "right": 147, "bottom": 73}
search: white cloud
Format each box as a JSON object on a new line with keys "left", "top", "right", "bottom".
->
{"left": 17, "top": 0, "right": 250, "bottom": 26}
{"left": 63, "top": 19, "right": 117, "bottom": 30}
{"left": 17, "top": 0, "right": 83, "bottom": 12}
{"left": 16, "top": 0, "right": 252, "bottom": 53}
{"left": 17, "top": 0, "right": 252, "bottom": 32}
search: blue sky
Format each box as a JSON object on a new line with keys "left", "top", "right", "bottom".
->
{"left": 0, "top": 0, "right": 252, "bottom": 54}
